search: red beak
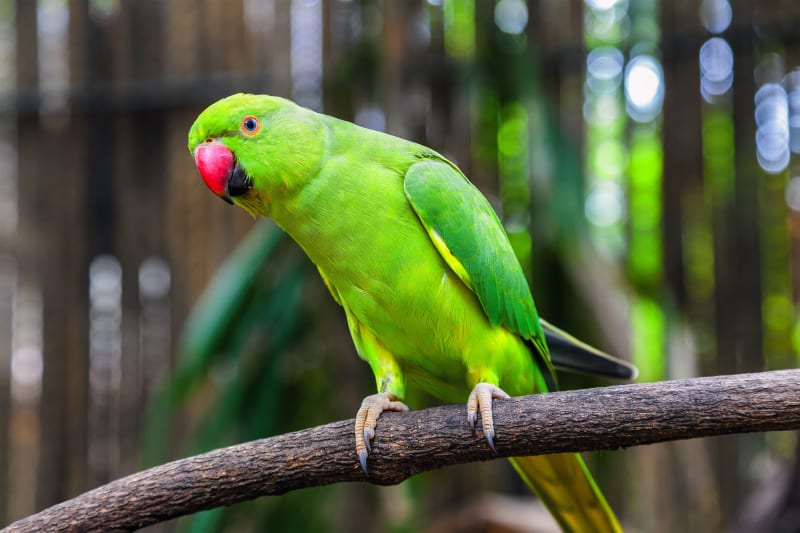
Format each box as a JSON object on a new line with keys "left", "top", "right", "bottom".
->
{"left": 194, "top": 142, "right": 235, "bottom": 204}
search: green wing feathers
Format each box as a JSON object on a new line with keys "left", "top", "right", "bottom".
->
{"left": 405, "top": 159, "right": 623, "bottom": 532}
{"left": 403, "top": 159, "right": 555, "bottom": 379}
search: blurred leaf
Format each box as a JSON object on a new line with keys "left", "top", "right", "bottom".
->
{"left": 142, "top": 218, "right": 365, "bottom": 532}
{"left": 142, "top": 220, "right": 298, "bottom": 465}
{"left": 173, "top": 220, "right": 285, "bottom": 398}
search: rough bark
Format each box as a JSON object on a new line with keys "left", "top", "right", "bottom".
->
{"left": 4, "top": 369, "right": 800, "bottom": 532}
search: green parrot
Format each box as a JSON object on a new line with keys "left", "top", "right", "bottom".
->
{"left": 188, "top": 93, "right": 636, "bottom": 532}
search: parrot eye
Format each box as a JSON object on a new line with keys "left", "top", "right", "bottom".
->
{"left": 241, "top": 115, "right": 261, "bottom": 135}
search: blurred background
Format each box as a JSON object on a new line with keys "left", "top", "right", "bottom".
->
{"left": 1, "top": 0, "right": 799, "bottom": 531}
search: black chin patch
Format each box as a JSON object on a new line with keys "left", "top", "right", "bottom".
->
{"left": 228, "top": 162, "right": 252, "bottom": 198}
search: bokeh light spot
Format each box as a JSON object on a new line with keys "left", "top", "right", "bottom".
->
{"left": 585, "top": 182, "right": 625, "bottom": 227}
{"left": 699, "top": 0, "right": 732, "bottom": 34}
{"left": 585, "top": 0, "right": 624, "bottom": 11}
{"left": 593, "top": 138, "right": 628, "bottom": 179}
{"left": 625, "top": 55, "right": 664, "bottom": 122}
{"left": 495, "top": 0, "right": 528, "bottom": 35}
{"left": 587, "top": 46, "right": 624, "bottom": 93}
{"left": 755, "top": 82, "right": 790, "bottom": 174}
{"left": 699, "top": 37, "right": 733, "bottom": 102}
{"left": 785, "top": 176, "right": 800, "bottom": 212}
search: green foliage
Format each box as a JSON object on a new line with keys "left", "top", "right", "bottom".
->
{"left": 142, "top": 220, "right": 348, "bottom": 531}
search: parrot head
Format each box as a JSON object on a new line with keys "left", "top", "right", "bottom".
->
{"left": 188, "top": 93, "right": 326, "bottom": 216}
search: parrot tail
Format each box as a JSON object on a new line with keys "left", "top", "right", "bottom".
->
{"left": 509, "top": 454, "right": 622, "bottom": 533}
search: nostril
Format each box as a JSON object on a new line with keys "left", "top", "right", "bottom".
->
{"left": 205, "top": 137, "right": 213, "bottom": 143}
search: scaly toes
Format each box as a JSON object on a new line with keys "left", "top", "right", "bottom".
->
{"left": 466, "top": 382, "right": 510, "bottom": 453}
{"left": 354, "top": 392, "right": 410, "bottom": 475}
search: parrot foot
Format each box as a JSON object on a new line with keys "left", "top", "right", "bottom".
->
{"left": 467, "top": 383, "right": 510, "bottom": 453}
{"left": 355, "top": 392, "right": 409, "bottom": 475}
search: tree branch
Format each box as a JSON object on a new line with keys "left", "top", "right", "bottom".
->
{"left": 5, "top": 369, "right": 800, "bottom": 532}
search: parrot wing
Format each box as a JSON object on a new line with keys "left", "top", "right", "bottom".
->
{"left": 403, "top": 158, "right": 556, "bottom": 383}
{"left": 404, "top": 158, "right": 624, "bottom": 533}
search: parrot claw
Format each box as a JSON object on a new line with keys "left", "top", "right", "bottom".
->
{"left": 485, "top": 430, "right": 497, "bottom": 453}
{"left": 354, "top": 392, "right": 410, "bottom": 475}
{"left": 467, "top": 382, "right": 510, "bottom": 453}
{"left": 364, "top": 428, "right": 374, "bottom": 453}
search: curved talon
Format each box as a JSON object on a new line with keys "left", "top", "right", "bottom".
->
{"left": 364, "top": 428, "right": 374, "bottom": 453}
{"left": 485, "top": 430, "right": 497, "bottom": 453}
{"left": 354, "top": 392, "right": 410, "bottom": 475}
{"left": 466, "top": 382, "right": 510, "bottom": 453}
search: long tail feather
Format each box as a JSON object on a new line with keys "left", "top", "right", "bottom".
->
{"left": 509, "top": 454, "right": 622, "bottom": 533}
{"left": 541, "top": 319, "right": 638, "bottom": 381}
